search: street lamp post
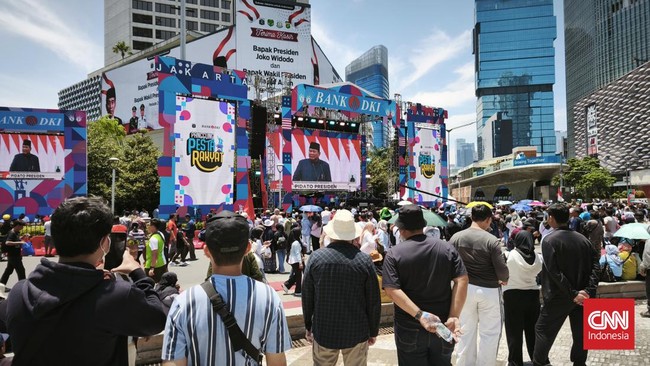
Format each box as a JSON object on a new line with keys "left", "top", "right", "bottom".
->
{"left": 108, "top": 157, "right": 120, "bottom": 214}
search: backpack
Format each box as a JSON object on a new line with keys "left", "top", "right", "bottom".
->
{"left": 276, "top": 234, "right": 288, "bottom": 250}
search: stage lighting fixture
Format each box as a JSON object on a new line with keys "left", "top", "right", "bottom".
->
{"left": 339, "top": 121, "right": 346, "bottom": 126}
{"left": 298, "top": 117, "right": 304, "bottom": 122}
{"left": 273, "top": 113, "right": 281, "bottom": 119}
{"left": 328, "top": 120, "right": 336, "bottom": 125}
{"left": 318, "top": 119, "right": 325, "bottom": 124}
{"left": 310, "top": 118, "right": 317, "bottom": 123}
{"left": 350, "top": 123, "right": 357, "bottom": 128}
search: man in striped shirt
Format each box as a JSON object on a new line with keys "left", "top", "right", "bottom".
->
{"left": 162, "top": 211, "right": 291, "bottom": 366}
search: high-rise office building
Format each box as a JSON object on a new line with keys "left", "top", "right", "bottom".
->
{"left": 474, "top": 0, "right": 557, "bottom": 161}
{"left": 456, "top": 138, "right": 476, "bottom": 169}
{"left": 565, "top": 0, "right": 650, "bottom": 157}
{"left": 345, "top": 45, "right": 390, "bottom": 148}
{"left": 104, "top": 0, "right": 234, "bottom": 66}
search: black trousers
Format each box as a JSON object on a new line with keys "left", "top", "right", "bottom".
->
{"left": 284, "top": 262, "right": 302, "bottom": 293}
{"left": 311, "top": 235, "right": 320, "bottom": 251}
{"left": 185, "top": 236, "right": 196, "bottom": 260}
{"left": 533, "top": 299, "right": 587, "bottom": 366}
{"left": 1, "top": 255, "right": 25, "bottom": 285}
{"left": 504, "top": 289, "right": 540, "bottom": 366}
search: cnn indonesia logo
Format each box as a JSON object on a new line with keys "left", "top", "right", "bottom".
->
{"left": 584, "top": 298, "right": 635, "bottom": 350}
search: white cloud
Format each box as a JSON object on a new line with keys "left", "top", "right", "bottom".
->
{"left": 408, "top": 61, "right": 475, "bottom": 109}
{"left": 310, "top": 22, "right": 360, "bottom": 76}
{"left": 394, "top": 30, "right": 472, "bottom": 92}
{"left": 0, "top": 0, "right": 102, "bottom": 72}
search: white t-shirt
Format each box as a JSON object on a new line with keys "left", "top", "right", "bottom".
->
{"left": 321, "top": 210, "right": 331, "bottom": 225}
{"left": 603, "top": 216, "right": 618, "bottom": 237}
{"left": 44, "top": 221, "right": 52, "bottom": 236}
{"left": 149, "top": 235, "right": 161, "bottom": 251}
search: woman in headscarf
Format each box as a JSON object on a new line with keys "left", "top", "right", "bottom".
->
{"left": 503, "top": 231, "right": 543, "bottom": 366}
{"left": 600, "top": 244, "right": 624, "bottom": 281}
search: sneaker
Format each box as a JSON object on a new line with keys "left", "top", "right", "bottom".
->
{"left": 641, "top": 311, "right": 650, "bottom": 318}
{"left": 178, "top": 262, "right": 189, "bottom": 267}
{"left": 281, "top": 284, "right": 289, "bottom": 294}
{"left": 169, "top": 262, "right": 178, "bottom": 266}
{"left": 293, "top": 293, "right": 301, "bottom": 297}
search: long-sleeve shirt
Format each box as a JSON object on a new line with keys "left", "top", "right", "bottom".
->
{"left": 302, "top": 242, "right": 380, "bottom": 349}
{"left": 450, "top": 227, "right": 509, "bottom": 288}
{"left": 540, "top": 227, "right": 601, "bottom": 302}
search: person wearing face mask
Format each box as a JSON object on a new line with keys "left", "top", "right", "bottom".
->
{"left": 3, "top": 196, "right": 166, "bottom": 366}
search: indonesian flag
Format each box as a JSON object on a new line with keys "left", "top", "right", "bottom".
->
{"left": 557, "top": 187, "right": 564, "bottom": 202}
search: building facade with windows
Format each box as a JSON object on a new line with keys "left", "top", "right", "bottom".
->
{"left": 456, "top": 138, "right": 476, "bottom": 169}
{"left": 565, "top": 0, "right": 650, "bottom": 157}
{"left": 345, "top": 45, "right": 390, "bottom": 148}
{"left": 105, "top": 0, "right": 234, "bottom": 66}
{"left": 474, "top": 0, "right": 557, "bottom": 161}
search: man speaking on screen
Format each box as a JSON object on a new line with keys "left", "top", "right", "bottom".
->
{"left": 10, "top": 139, "right": 40, "bottom": 172}
{"left": 293, "top": 142, "right": 332, "bottom": 182}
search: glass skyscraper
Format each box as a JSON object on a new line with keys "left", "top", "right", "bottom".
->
{"left": 474, "top": 0, "right": 557, "bottom": 160}
{"left": 565, "top": 0, "right": 650, "bottom": 157}
{"left": 345, "top": 45, "right": 390, "bottom": 148}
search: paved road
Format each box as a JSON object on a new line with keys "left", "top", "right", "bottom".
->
{"left": 6, "top": 255, "right": 650, "bottom": 365}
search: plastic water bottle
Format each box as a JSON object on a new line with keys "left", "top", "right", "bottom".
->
{"left": 434, "top": 322, "right": 454, "bottom": 343}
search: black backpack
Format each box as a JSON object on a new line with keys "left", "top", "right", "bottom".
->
{"left": 275, "top": 233, "right": 288, "bottom": 250}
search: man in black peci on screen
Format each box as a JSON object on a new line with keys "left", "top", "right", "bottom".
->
{"left": 9, "top": 139, "right": 40, "bottom": 172}
{"left": 293, "top": 142, "right": 332, "bottom": 182}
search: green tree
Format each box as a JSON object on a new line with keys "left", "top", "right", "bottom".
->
{"left": 87, "top": 116, "right": 125, "bottom": 204}
{"left": 367, "top": 147, "right": 394, "bottom": 197}
{"left": 112, "top": 41, "right": 131, "bottom": 60}
{"left": 87, "top": 117, "right": 160, "bottom": 213}
{"left": 116, "top": 132, "right": 160, "bottom": 213}
{"left": 552, "top": 156, "right": 616, "bottom": 200}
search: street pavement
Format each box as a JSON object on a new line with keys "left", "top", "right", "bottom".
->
{"left": 7, "top": 255, "right": 650, "bottom": 365}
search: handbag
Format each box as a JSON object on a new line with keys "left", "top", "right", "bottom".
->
{"left": 600, "top": 261, "right": 617, "bottom": 282}
{"left": 200, "top": 281, "right": 263, "bottom": 364}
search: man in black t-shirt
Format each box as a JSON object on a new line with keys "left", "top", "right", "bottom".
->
{"left": 0, "top": 220, "right": 26, "bottom": 287}
{"left": 383, "top": 205, "right": 468, "bottom": 365}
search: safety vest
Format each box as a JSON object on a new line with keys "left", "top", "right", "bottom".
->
{"left": 145, "top": 232, "right": 166, "bottom": 269}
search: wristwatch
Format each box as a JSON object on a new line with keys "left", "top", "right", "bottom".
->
{"left": 414, "top": 310, "right": 423, "bottom": 320}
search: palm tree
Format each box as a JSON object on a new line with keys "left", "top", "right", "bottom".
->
{"left": 112, "top": 41, "right": 131, "bottom": 60}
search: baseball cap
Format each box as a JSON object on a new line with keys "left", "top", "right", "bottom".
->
{"left": 205, "top": 210, "right": 250, "bottom": 253}
{"left": 394, "top": 204, "right": 427, "bottom": 230}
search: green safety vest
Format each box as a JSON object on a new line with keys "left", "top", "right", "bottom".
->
{"left": 145, "top": 232, "right": 166, "bottom": 269}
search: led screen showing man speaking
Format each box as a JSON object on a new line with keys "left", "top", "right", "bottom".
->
{"left": 291, "top": 129, "right": 361, "bottom": 191}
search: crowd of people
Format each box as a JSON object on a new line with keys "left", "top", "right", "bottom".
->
{"left": 0, "top": 197, "right": 648, "bottom": 365}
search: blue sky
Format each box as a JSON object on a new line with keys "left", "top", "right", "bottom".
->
{"left": 0, "top": 0, "right": 566, "bottom": 165}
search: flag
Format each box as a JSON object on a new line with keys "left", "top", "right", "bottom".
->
{"left": 281, "top": 118, "right": 292, "bottom": 130}
{"left": 557, "top": 187, "right": 564, "bottom": 202}
{"left": 244, "top": 175, "right": 255, "bottom": 220}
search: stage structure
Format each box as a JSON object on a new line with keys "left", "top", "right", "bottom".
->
{"left": 268, "top": 83, "right": 397, "bottom": 211}
{"left": 155, "top": 56, "right": 252, "bottom": 218}
{"left": 0, "top": 107, "right": 87, "bottom": 218}
{"left": 399, "top": 103, "right": 448, "bottom": 206}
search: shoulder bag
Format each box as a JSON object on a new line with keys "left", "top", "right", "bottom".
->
{"left": 200, "top": 281, "right": 263, "bottom": 364}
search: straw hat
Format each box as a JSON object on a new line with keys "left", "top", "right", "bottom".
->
{"left": 323, "top": 209, "right": 362, "bottom": 241}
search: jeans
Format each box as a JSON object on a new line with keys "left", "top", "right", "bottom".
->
{"left": 504, "top": 289, "right": 540, "bottom": 366}
{"left": 311, "top": 235, "right": 320, "bottom": 251}
{"left": 276, "top": 249, "right": 286, "bottom": 273}
{"left": 284, "top": 262, "right": 302, "bottom": 293}
{"left": 1, "top": 255, "right": 26, "bottom": 284}
{"left": 394, "top": 322, "right": 454, "bottom": 366}
{"left": 533, "top": 299, "right": 587, "bottom": 366}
